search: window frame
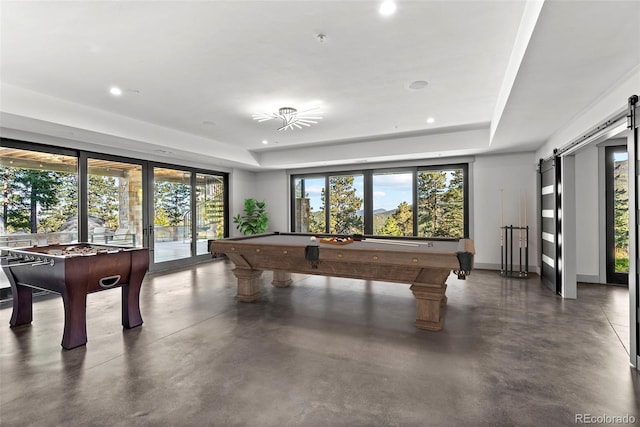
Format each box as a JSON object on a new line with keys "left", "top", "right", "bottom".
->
{"left": 290, "top": 163, "right": 469, "bottom": 238}
{"left": 0, "top": 138, "right": 230, "bottom": 270}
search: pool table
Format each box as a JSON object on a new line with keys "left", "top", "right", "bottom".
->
{"left": 210, "top": 232, "right": 474, "bottom": 331}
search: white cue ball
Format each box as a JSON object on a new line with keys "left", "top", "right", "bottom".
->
{"left": 310, "top": 236, "right": 316, "bottom": 241}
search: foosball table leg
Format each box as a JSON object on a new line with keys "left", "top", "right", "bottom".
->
{"left": 10, "top": 283, "right": 33, "bottom": 327}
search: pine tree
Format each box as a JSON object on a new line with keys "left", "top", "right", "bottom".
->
{"left": 155, "top": 181, "right": 190, "bottom": 226}
{"left": 438, "top": 169, "right": 464, "bottom": 237}
{"left": 325, "top": 176, "right": 363, "bottom": 234}
{"left": 417, "top": 169, "right": 464, "bottom": 238}
{"left": 38, "top": 172, "right": 78, "bottom": 232}
{"left": 417, "top": 170, "right": 447, "bottom": 237}
{"left": 308, "top": 206, "right": 325, "bottom": 233}
{"left": 393, "top": 201, "right": 413, "bottom": 236}
{"left": 380, "top": 215, "right": 401, "bottom": 236}
{"left": 4, "top": 168, "right": 61, "bottom": 233}
{"left": 614, "top": 160, "right": 629, "bottom": 269}
{"left": 88, "top": 175, "right": 119, "bottom": 228}
{"left": 378, "top": 201, "right": 414, "bottom": 236}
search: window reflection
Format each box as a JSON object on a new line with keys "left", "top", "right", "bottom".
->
{"left": 0, "top": 147, "right": 78, "bottom": 246}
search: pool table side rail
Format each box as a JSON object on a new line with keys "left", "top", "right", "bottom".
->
{"left": 210, "top": 236, "right": 475, "bottom": 284}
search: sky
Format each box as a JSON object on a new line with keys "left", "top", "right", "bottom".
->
{"left": 301, "top": 172, "right": 414, "bottom": 212}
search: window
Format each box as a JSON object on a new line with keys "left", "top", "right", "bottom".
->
{"left": 0, "top": 138, "right": 229, "bottom": 275}
{"left": 372, "top": 171, "right": 414, "bottom": 236}
{"left": 293, "top": 176, "right": 326, "bottom": 233}
{"left": 328, "top": 174, "right": 364, "bottom": 234}
{"left": 291, "top": 164, "right": 468, "bottom": 238}
{"left": 417, "top": 167, "right": 465, "bottom": 238}
{"left": 1, "top": 145, "right": 78, "bottom": 246}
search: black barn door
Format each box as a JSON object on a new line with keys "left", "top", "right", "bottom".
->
{"left": 539, "top": 156, "right": 561, "bottom": 294}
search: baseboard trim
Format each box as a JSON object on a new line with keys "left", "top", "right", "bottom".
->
{"left": 474, "top": 262, "right": 540, "bottom": 275}
{"left": 577, "top": 274, "right": 602, "bottom": 284}
{"left": 474, "top": 263, "right": 501, "bottom": 271}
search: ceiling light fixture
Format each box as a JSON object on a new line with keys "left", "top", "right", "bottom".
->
{"left": 426, "top": 117, "right": 435, "bottom": 124}
{"left": 253, "top": 106, "right": 323, "bottom": 131}
{"left": 379, "top": 1, "right": 397, "bottom": 16}
{"left": 109, "top": 86, "right": 122, "bottom": 96}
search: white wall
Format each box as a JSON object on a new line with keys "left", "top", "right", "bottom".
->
{"left": 253, "top": 170, "right": 289, "bottom": 233}
{"left": 472, "top": 152, "right": 538, "bottom": 271}
{"left": 229, "top": 168, "right": 256, "bottom": 237}
{"left": 536, "top": 66, "right": 639, "bottom": 160}
{"left": 230, "top": 169, "right": 290, "bottom": 236}
{"left": 251, "top": 152, "right": 539, "bottom": 271}
{"left": 574, "top": 145, "right": 600, "bottom": 281}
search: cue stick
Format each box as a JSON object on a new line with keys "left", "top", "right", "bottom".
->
{"left": 519, "top": 192, "right": 522, "bottom": 272}
{"left": 361, "top": 239, "right": 421, "bottom": 247}
{"left": 500, "top": 189, "right": 504, "bottom": 274}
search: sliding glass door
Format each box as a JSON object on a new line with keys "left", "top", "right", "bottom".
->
{"left": 0, "top": 139, "right": 229, "bottom": 275}
{"left": 149, "top": 167, "right": 228, "bottom": 268}
{"left": 87, "top": 158, "right": 143, "bottom": 248}
{"left": 195, "top": 173, "right": 225, "bottom": 255}
{"left": 152, "top": 167, "right": 192, "bottom": 264}
{"left": 0, "top": 144, "right": 79, "bottom": 245}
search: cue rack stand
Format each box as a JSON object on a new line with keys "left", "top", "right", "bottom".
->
{"left": 500, "top": 225, "right": 529, "bottom": 278}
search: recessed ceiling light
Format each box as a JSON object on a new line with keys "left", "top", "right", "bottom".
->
{"left": 408, "top": 80, "right": 429, "bottom": 90}
{"left": 109, "top": 86, "right": 122, "bottom": 96}
{"left": 426, "top": 117, "right": 435, "bottom": 124}
{"left": 379, "top": 1, "right": 396, "bottom": 16}
{"left": 262, "top": 140, "right": 269, "bottom": 145}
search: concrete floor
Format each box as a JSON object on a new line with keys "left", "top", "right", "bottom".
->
{"left": 0, "top": 261, "right": 638, "bottom": 426}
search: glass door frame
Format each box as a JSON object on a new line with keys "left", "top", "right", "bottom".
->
{"left": 0, "top": 139, "right": 228, "bottom": 275}
{"left": 146, "top": 161, "right": 229, "bottom": 272}
{"left": 605, "top": 145, "right": 629, "bottom": 285}
{"left": 79, "top": 152, "right": 148, "bottom": 247}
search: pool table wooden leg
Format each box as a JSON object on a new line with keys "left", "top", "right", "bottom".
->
{"left": 410, "top": 268, "right": 451, "bottom": 331}
{"left": 271, "top": 271, "right": 292, "bottom": 288}
{"left": 410, "top": 284, "right": 447, "bottom": 331}
{"left": 232, "top": 268, "right": 263, "bottom": 302}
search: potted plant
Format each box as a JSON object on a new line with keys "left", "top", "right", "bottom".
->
{"left": 233, "top": 198, "right": 269, "bottom": 235}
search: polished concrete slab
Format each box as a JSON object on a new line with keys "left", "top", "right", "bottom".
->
{"left": 0, "top": 260, "right": 638, "bottom": 426}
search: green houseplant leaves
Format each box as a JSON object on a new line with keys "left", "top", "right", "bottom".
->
{"left": 233, "top": 198, "right": 268, "bottom": 235}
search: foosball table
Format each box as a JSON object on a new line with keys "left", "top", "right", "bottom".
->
{"left": 1, "top": 243, "right": 149, "bottom": 349}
